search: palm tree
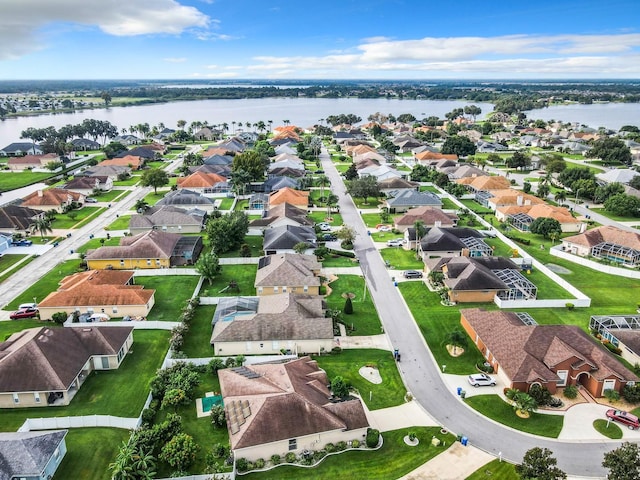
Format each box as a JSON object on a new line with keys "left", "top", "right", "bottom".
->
{"left": 326, "top": 193, "right": 339, "bottom": 219}
{"left": 230, "top": 169, "right": 252, "bottom": 196}
{"left": 134, "top": 199, "right": 149, "bottom": 213}
{"left": 30, "top": 217, "right": 52, "bottom": 239}
{"left": 513, "top": 391, "right": 538, "bottom": 417}
{"left": 414, "top": 220, "right": 426, "bottom": 255}
{"left": 231, "top": 121, "right": 236, "bottom": 134}
{"left": 317, "top": 174, "right": 329, "bottom": 200}
{"left": 177, "top": 119, "right": 186, "bottom": 130}
{"left": 555, "top": 191, "right": 567, "bottom": 204}
{"left": 445, "top": 330, "right": 468, "bottom": 355}
{"left": 268, "top": 120, "right": 273, "bottom": 132}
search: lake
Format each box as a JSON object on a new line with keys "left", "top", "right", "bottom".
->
{"left": 0, "top": 97, "right": 637, "bottom": 148}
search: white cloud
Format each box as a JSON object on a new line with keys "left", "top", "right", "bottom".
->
{"left": 164, "top": 57, "right": 187, "bottom": 63}
{"left": 0, "top": 0, "right": 210, "bottom": 59}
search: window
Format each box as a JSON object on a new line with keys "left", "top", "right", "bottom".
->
{"left": 54, "top": 447, "right": 60, "bottom": 459}
{"left": 303, "top": 285, "right": 308, "bottom": 292}
{"left": 112, "top": 307, "right": 118, "bottom": 314}
{"left": 117, "top": 347, "right": 125, "bottom": 362}
{"left": 273, "top": 286, "right": 279, "bottom": 293}
{"left": 282, "top": 286, "right": 287, "bottom": 293}
{"left": 12, "top": 393, "right": 19, "bottom": 404}
{"left": 288, "top": 439, "right": 297, "bottom": 450}
{"left": 120, "top": 259, "right": 125, "bottom": 266}
{"left": 257, "top": 287, "right": 263, "bottom": 294}
{"left": 146, "top": 259, "right": 151, "bottom": 266}
{"left": 272, "top": 340, "right": 279, "bottom": 350}
{"left": 156, "top": 259, "right": 161, "bottom": 265}
{"left": 34, "top": 392, "right": 40, "bottom": 403}
{"left": 602, "top": 379, "right": 616, "bottom": 395}
{"left": 556, "top": 370, "right": 568, "bottom": 386}
{"left": 101, "top": 357, "right": 109, "bottom": 369}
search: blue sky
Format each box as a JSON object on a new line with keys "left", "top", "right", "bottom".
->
{"left": 1, "top": 0, "right": 639, "bottom": 80}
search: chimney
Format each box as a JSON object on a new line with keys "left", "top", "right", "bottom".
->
{"left": 37, "top": 190, "right": 43, "bottom": 197}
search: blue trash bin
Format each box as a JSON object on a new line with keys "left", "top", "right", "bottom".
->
{"left": 457, "top": 387, "right": 462, "bottom": 396}
{"left": 461, "top": 436, "right": 468, "bottom": 446}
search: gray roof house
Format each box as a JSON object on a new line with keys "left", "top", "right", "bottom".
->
{"left": 0, "top": 142, "right": 43, "bottom": 156}
{"left": 0, "top": 205, "right": 43, "bottom": 233}
{"left": 385, "top": 190, "right": 443, "bottom": 213}
{"left": 262, "top": 176, "right": 300, "bottom": 193}
{"left": 155, "top": 189, "right": 218, "bottom": 211}
{"left": 129, "top": 205, "right": 207, "bottom": 235}
{"left": 263, "top": 225, "right": 316, "bottom": 255}
{"left": 71, "top": 138, "right": 100, "bottom": 150}
{"left": 0, "top": 430, "right": 68, "bottom": 480}
{"left": 250, "top": 203, "right": 313, "bottom": 232}
{"left": 419, "top": 227, "right": 493, "bottom": 259}
{"left": 255, "top": 253, "right": 322, "bottom": 295}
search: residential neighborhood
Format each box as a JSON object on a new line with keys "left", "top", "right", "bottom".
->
{"left": 2, "top": 105, "right": 640, "bottom": 480}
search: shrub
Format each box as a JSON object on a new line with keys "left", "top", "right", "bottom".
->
{"left": 622, "top": 383, "right": 640, "bottom": 403}
{"left": 604, "top": 389, "right": 620, "bottom": 402}
{"left": 324, "top": 442, "right": 335, "bottom": 453}
{"left": 236, "top": 458, "right": 248, "bottom": 472}
{"left": 548, "top": 397, "right": 564, "bottom": 408}
{"left": 212, "top": 443, "right": 227, "bottom": 459}
{"left": 344, "top": 297, "right": 353, "bottom": 315}
{"left": 603, "top": 342, "right": 623, "bottom": 355}
{"left": 285, "top": 452, "right": 297, "bottom": 463}
{"left": 140, "top": 407, "right": 157, "bottom": 427}
{"left": 563, "top": 385, "right": 578, "bottom": 399}
{"left": 51, "top": 311, "right": 68, "bottom": 324}
{"left": 336, "top": 441, "right": 347, "bottom": 451}
{"left": 565, "top": 303, "right": 575, "bottom": 310}
{"left": 270, "top": 454, "right": 281, "bottom": 465}
{"left": 351, "top": 439, "right": 360, "bottom": 448}
{"left": 366, "top": 428, "right": 380, "bottom": 448}
{"left": 331, "top": 346, "right": 342, "bottom": 354}
{"left": 254, "top": 458, "right": 266, "bottom": 469}
{"left": 529, "top": 384, "right": 552, "bottom": 407}
{"left": 328, "top": 247, "right": 355, "bottom": 258}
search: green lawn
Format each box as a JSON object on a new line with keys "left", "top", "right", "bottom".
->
{"left": 218, "top": 197, "right": 234, "bottom": 210}
{"left": 322, "top": 255, "right": 360, "bottom": 267}
{"left": 113, "top": 176, "right": 140, "bottom": 187}
{"left": 466, "top": 459, "right": 517, "bottom": 480}
{"left": 54, "top": 428, "right": 130, "bottom": 480}
{"left": 76, "top": 236, "right": 121, "bottom": 254}
{"left": 326, "top": 275, "right": 382, "bottom": 336}
{"left": 465, "top": 395, "right": 564, "bottom": 438}
{"left": 399, "top": 282, "right": 486, "bottom": 374}
{"left": 0, "top": 171, "right": 53, "bottom": 191}
{"left": 419, "top": 185, "right": 440, "bottom": 193}
{"left": 245, "top": 427, "right": 455, "bottom": 480}
{"left": 105, "top": 215, "right": 131, "bottom": 230}
{"left": 459, "top": 199, "right": 493, "bottom": 215}
{"left": 8, "top": 260, "right": 82, "bottom": 310}
{"left": 141, "top": 191, "right": 166, "bottom": 207}
{"left": 313, "top": 349, "right": 405, "bottom": 410}
{"left": 379, "top": 248, "right": 424, "bottom": 270}
{"left": 308, "top": 211, "right": 343, "bottom": 226}
{"left": 181, "top": 304, "right": 217, "bottom": 358}
{"left": 92, "top": 189, "right": 130, "bottom": 202}
{"left": 440, "top": 198, "right": 458, "bottom": 210}
{"left": 593, "top": 419, "right": 623, "bottom": 439}
{"left": 218, "top": 236, "right": 264, "bottom": 258}
{"left": 235, "top": 199, "right": 249, "bottom": 211}
{"left": 0, "top": 253, "right": 28, "bottom": 274}
{"left": 0, "top": 330, "right": 170, "bottom": 431}
{"left": 198, "top": 264, "right": 258, "bottom": 297}
{"left": 361, "top": 213, "right": 386, "bottom": 228}
{"left": 135, "top": 275, "right": 200, "bottom": 321}
{"left": 352, "top": 197, "right": 385, "bottom": 209}
{"left": 591, "top": 207, "right": 640, "bottom": 223}
{"left": 51, "top": 207, "right": 102, "bottom": 229}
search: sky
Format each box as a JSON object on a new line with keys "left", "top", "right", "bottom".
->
{"left": 1, "top": 0, "right": 639, "bottom": 80}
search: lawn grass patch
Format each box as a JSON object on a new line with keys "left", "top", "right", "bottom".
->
{"left": 218, "top": 197, "right": 234, "bottom": 210}
{"left": 75, "top": 236, "right": 121, "bottom": 254}
{"left": 198, "top": 264, "right": 258, "bottom": 297}
{"left": 113, "top": 177, "right": 140, "bottom": 187}
{"left": 465, "top": 395, "right": 563, "bottom": 438}
{"left": 326, "top": 275, "right": 381, "bottom": 336}
{"left": 440, "top": 198, "right": 458, "bottom": 210}
{"left": 218, "top": 236, "right": 263, "bottom": 258}
{"left": 591, "top": 207, "right": 639, "bottom": 223}
{"left": 51, "top": 207, "right": 102, "bottom": 229}
{"left": 352, "top": 197, "right": 385, "bottom": 209}
{"left": 55, "top": 428, "right": 130, "bottom": 480}
{"left": 0, "top": 255, "right": 36, "bottom": 283}
{"left": 0, "top": 171, "right": 53, "bottom": 191}
{"left": 0, "top": 253, "right": 28, "bottom": 274}
{"left": 181, "top": 305, "right": 217, "bottom": 358}
{"left": 459, "top": 199, "right": 493, "bottom": 215}
{"left": 313, "top": 349, "right": 405, "bottom": 410}
{"left": 361, "top": 213, "right": 385, "bottom": 228}
{"left": 234, "top": 199, "right": 249, "bottom": 211}
{"left": 245, "top": 427, "right": 455, "bottom": 480}
{"left": 92, "top": 189, "right": 130, "bottom": 202}
{"left": 466, "top": 458, "right": 518, "bottom": 480}
{"left": 0, "top": 330, "right": 170, "bottom": 431}
{"left": 419, "top": 185, "right": 440, "bottom": 193}
{"left": 322, "top": 255, "right": 360, "bottom": 267}
{"left": 593, "top": 419, "right": 623, "bottom": 439}
{"left": 8, "top": 260, "right": 82, "bottom": 310}
{"left": 105, "top": 215, "right": 131, "bottom": 230}
{"left": 135, "top": 275, "right": 200, "bottom": 321}
{"left": 308, "top": 211, "right": 343, "bottom": 226}
{"left": 141, "top": 191, "right": 166, "bottom": 207}
{"left": 379, "top": 248, "right": 423, "bottom": 270}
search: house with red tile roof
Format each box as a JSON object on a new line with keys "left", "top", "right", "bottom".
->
{"left": 20, "top": 188, "right": 85, "bottom": 212}
{"left": 98, "top": 155, "right": 144, "bottom": 170}
{"left": 176, "top": 171, "right": 228, "bottom": 195}
{"left": 561, "top": 225, "right": 640, "bottom": 267}
{"left": 497, "top": 204, "right": 584, "bottom": 233}
{"left": 218, "top": 356, "right": 369, "bottom": 461}
{"left": 268, "top": 187, "right": 309, "bottom": 208}
{"left": 38, "top": 270, "right": 155, "bottom": 320}
{"left": 460, "top": 308, "right": 638, "bottom": 397}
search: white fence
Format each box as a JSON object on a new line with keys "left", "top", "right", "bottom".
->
{"left": 219, "top": 257, "right": 260, "bottom": 265}
{"left": 164, "top": 354, "right": 298, "bottom": 369}
{"left": 550, "top": 246, "right": 640, "bottom": 279}
{"left": 18, "top": 415, "right": 139, "bottom": 432}
{"left": 132, "top": 269, "right": 199, "bottom": 276}
{"left": 64, "top": 320, "right": 180, "bottom": 330}
{"left": 158, "top": 474, "right": 232, "bottom": 480}
{"left": 494, "top": 297, "right": 591, "bottom": 309}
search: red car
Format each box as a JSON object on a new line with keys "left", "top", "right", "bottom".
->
{"left": 606, "top": 409, "right": 640, "bottom": 430}
{"left": 9, "top": 307, "right": 39, "bottom": 320}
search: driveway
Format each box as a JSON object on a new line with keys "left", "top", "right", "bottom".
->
{"left": 560, "top": 403, "right": 640, "bottom": 441}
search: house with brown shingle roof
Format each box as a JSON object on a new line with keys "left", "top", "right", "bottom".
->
{"left": 19, "top": 188, "right": 85, "bottom": 212}
{"left": 218, "top": 356, "right": 369, "bottom": 461}
{"left": 249, "top": 203, "right": 313, "bottom": 232}
{"left": 63, "top": 175, "right": 113, "bottom": 195}
{"left": 255, "top": 254, "right": 322, "bottom": 296}
{"left": 0, "top": 205, "right": 44, "bottom": 234}
{"left": 129, "top": 205, "right": 206, "bottom": 235}
{"left": 86, "top": 230, "right": 202, "bottom": 269}
{"left": 176, "top": 171, "right": 228, "bottom": 195}
{"left": 395, "top": 206, "right": 458, "bottom": 234}
{"left": 268, "top": 187, "right": 309, "bottom": 208}
{"left": 7, "top": 153, "right": 60, "bottom": 171}
{"left": 211, "top": 293, "right": 332, "bottom": 356}
{"left": 562, "top": 225, "right": 640, "bottom": 266}
{"left": 37, "top": 270, "right": 156, "bottom": 321}
{"left": 460, "top": 308, "right": 638, "bottom": 397}
{"left": 415, "top": 151, "right": 459, "bottom": 164}
{"left": 98, "top": 155, "right": 144, "bottom": 170}
{"left": 378, "top": 177, "right": 420, "bottom": 196}
{"left": 0, "top": 326, "right": 134, "bottom": 408}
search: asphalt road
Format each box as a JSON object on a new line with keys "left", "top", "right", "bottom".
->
{"left": 320, "top": 147, "right": 616, "bottom": 477}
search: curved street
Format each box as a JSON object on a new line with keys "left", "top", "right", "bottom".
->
{"left": 320, "top": 146, "right": 616, "bottom": 478}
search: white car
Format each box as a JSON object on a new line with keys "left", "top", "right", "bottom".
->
{"left": 468, "top": 373, "right": 496, "bottom": 387}
{"left": 386, "top": 238, "right": 405, "bottom": 247}
{"left": 317, "top": 223, "right": 331, "bottom": 231}
{"left": 378, "top": 225, "right": 392, "bottom": 232}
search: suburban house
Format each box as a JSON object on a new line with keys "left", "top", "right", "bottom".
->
{"left": 426, "top": 256, "right": 537, "bottom": 303}
{"left": 261, "top": 176, "right": 300, "bottom": 193}
{"left": 0, "top": 142, "right": 43, "bottom": 156}
{"left": 394, "top": 206, "right": 458, "bottom": 233}
{"left": 218, "top": 356, "right": 369, "bottom": 462}
{"left": 378, "top": 177, "right": 420, "bottom": 196}
{"left": 63, "top": 175, "right": 113, "bottom": 195}
{"left": 0, "top": 430, "right": 68, "bottom": 479}
{"left": 194, "top": 127, "right": 218, "bottom": 141}
{"left": 129, "top": 205, "right": 207, "bottom": 235}
{"left": 249, "top": 203, "right": 314, "bottom": 232}
{"left": 86, "top": 230, "right": 203, "bottom": 269}
{"left": 7, "top": 153, "right": 60, "bottom": 171}
{"left": 590, "top": 315, "right": 640, "bottom": 366}
{"left": 248, "top": 193, "right": 269, "bottom": 211}
{"left": 0, "top": 326, "right": 134, "bottom": 408}
{"left": 19, "top": 188, "right": 85, "bottom": 212}
{"left": 384, "top": 190, "right": 442, "bottom": 213}
{"left": 155, "top": 189, "right": 218, "bottom": 212}
{"left": 263, "top": 225, "right": 316, "bottom": 255}
{"left": 498, "top": 204, "right": 584, "bottom": 233}
{"left": 268, "top": 188, "right": 310, "bottom": 209}
{"left": 460, "top": 308, "right": 639, "bottom": 397}
{"left": 98, "top": 155, "right": 144, "bottom": 170}
{"left": 37, "top": 270, "right": 156, "bottom": 320}
{"left": 255, "top": 253, "right": 322, "bottom": 296}
{"left": 0, "top": 205, "right": 44, "bottom": 234}
{"left": 211, "top": 293, "right": 332, "bottom": 356}
{"left": 480, "top": 189, "right": 544, "bottom": 211}
{"left": 71, "top": 138, "right": 100, "bottom": 150}
{"left": 561, "top": 225, "right": 640, "bottom": 267}
{"left": 81, "top": 165, "right": 131, "bottom": 180}
{"left": 595, "top": 168, "right": 639, "bottom": 186}
{"left": 457, "top": 175, "right": 512, "bottom": 194}
{"left": 419, "top": 227, "right": 493, "bottom": 259}
{"left": 415, "top": 151, "right": 458, "bottom": 164}
{"left": 176, "top": 171, "right": 229, "bottom": 195}
{"left": 358, "top": 165, "right": 402, "bottom": 182}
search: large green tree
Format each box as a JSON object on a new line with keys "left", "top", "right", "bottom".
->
{"left": 529, "top": 217, "right": 562, "bottom": 239}
{"left": 140, "top": 168, "right": 169, "bottom": 194}
{"left": 516, "top": 447, "right": 567, "bottom": 480}
{"left": 602, "top": 442, "right": 640, "bottom": 480}
{"left": 604, "top": 193, "right": 640, "bottom": 217}
{"left": 587, "top": 137, "right": 632, "bottom": 166}
{"left": 232, "top": 150, "right": 265, "bottom": 181}
{"left": 346, "top": 175, "right": 380, "bottom": 204}
{"left": 205, "top": 211, "right": 249, "bottom": 254}
{"left": 195, "top": 252, "right": 221, "bottom": 285}
{"left": 159, "top": 433, "right": 199, "bottom": 471}
{"left": 441, "top": 135, "right": 477, "bottom": 157}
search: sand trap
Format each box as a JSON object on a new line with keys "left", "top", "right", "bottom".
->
{"left": 359, "top": 366, "right": 382, "bottom": 384}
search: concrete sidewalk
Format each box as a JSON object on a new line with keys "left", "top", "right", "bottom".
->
{"left": 338, "top": 330, "right": 391, "bottom": 350}
{"left": 400, "top": 443, "right": 494, "bottom": 480}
